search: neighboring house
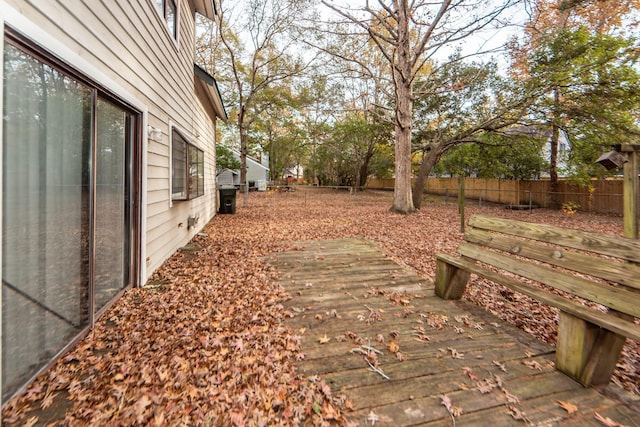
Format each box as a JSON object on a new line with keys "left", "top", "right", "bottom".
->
{"left": 283, "top": 164, "right": 304, "bottom": 183}
{"left": 216, "top": 149, "right": 269, "bottom": 187}
{"left": 0, "top": 0, "right": 227, "bottom": 403}
{"left": 541, "top": 129, "right": 572, "bottom": 178}
{"left": 506, "top": 125, "right": 572, "bottom": 178}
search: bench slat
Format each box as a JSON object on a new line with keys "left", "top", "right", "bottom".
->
{"left": 458, "top": 243, "right": 640, "bottom": 318}
{"left": 434, "top": 253, "right": 640, "bottom": 342}
{"left": 469, "top": 215, "right": 640, "bottom": 264}
{"left": 465, "top": 228, "right": 640, "bottom": 291}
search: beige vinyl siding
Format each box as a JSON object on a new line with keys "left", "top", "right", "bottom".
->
{"left": 3, "top": 0, "right": 219, "bottom": 281}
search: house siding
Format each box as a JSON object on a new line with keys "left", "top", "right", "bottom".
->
{"left": 2, "top": 0, "right": 218, "bottom": 280}
{"left": 1, "top": 0, "right": 222, "bottom": 401}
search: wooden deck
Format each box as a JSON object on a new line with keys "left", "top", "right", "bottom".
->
{"left": 267, "top": 238, "right": 640, "bottom": 426}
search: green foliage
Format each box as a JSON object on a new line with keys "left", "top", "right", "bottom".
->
{"left": 215, "top": 145, "right": 241, "bottom": 173}
{"left": 313, "top": 113, "right": 392, "bottom": 186}
{"left": 524, "top": 27, "right": 640, "bottom": 177}
{"left": 433, "top": 134, "right": 548, "bottom": 180}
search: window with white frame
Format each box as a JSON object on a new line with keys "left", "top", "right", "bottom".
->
{"left": 154, "top": 0, "right": 178, "bottom": 39}
{"left": 172, "top": 128, "right": 204, "bottom": 200}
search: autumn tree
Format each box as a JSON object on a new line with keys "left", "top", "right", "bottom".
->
{"left": 525, "top": 29, "right": 640, "bottom": 183}
{"left": 198, "top": 0, "right": 315, "bottom": 187}
{"left": 319, "top": 0, "right": 520, "bottom": 213}
{"left": 410, "top": 57, "right": 536, "bottom": 208}
{"left": 317, "top": 112, "right": 392, "bottom": 187}
{"left": 510, "top": 0, "right": 640, "bottom": 201}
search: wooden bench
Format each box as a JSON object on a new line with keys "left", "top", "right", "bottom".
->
{"left": 434, "top": 214, "right": 640, "bottom": 387}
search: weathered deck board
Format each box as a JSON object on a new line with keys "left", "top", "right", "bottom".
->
{"left": 267, "top": 238, "right": 640, "bottom": 426}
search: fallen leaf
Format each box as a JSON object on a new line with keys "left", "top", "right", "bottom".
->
{"left": 508, "top": 405, "right": 528, "bottom": 423}
{"left": 493, "top": 360, "right": 507, "bottom": 372}
{"left": 477, "top": 379, "right": 495, "bottom": 394}
{"left": 440, "top": 394, "right": 452, "bottom": 411}
{"left": 318, "top": 334, "right": 330, "bottom": 344}
{"left": 23, "top": 416, "right": 39, "bottom": 427}
{"left": 524, "top": 360, "right": 543, "bottom": 371}
{"left": 557, "top": 400, "right": 578, "bottom": 416}
{"left": 388, "top": 341, "right": 400, "bottom": 353}
{"left": 40, "top": 391, "right": 57, "bottom": 410}
{"left": 448, "top": 347, "right": 464, "bottom": 359}
{"left": 439, "top": 394, "right": 463, "bottom": 417}
{"left": 503, "top": 389, "right": 520, "bottom": 404}
{"left": 463, "top": 367, "right": 480, "bottom": 381}
{"left": 594, "top": 412, "right": 629, "bottom": 427}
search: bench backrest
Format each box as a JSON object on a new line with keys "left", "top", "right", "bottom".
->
{"left": 461, "top": 215, "right": 640, "bottom": 318}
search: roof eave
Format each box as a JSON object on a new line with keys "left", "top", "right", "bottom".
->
{"left": 189, "top": 0, "right": 216, "bottom": 20}
{"left": 194, "top": 64, "right": 228, "bottom": 123}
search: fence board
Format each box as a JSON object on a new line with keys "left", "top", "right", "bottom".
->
{"left": 365, "top": 178, "right": 624, "bottom": 215}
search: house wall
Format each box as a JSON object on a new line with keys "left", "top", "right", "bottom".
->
{"left": 246, "top": 158, "right": 270, "bottom": 183}
{"left": 1, "top": 0, "right": 223, "bottom": 403}
{"left": 0, "top": 0, "right": 218, "bottom": 284}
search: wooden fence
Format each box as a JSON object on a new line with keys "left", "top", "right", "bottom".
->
{"left": 365, "top": 177, "right": 624, "bottom": 215}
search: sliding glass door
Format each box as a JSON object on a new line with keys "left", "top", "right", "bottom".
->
{"left": 2, "top": 33, "right": 139, "bottom": 403}
{"left": 94, "top": 98, "right": 133, "bottom": 312}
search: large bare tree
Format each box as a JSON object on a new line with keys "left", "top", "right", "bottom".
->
{"left": 204, "top": 0, "right": 314, "bottom": 187}
{"left": 320, "top": 0, "right": 519, "bottom": 213}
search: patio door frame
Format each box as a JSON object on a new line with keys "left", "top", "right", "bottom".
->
{"left": 1, "top": 27, "right": 143, "bottom": 404}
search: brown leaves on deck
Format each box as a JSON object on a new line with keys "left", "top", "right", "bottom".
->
{"left": 2, "top": 190, "right": 637, "bottom": 425}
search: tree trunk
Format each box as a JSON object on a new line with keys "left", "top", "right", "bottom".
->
{"left": 549, "top": 88, "right": 560, "bottom": 208}
{"left": 549, "top": 123, "right": 559, "bottom": 205}
{"left": 412, "top": 146, "right": 442, "bottom": 209}
{"left": 358, "top": 145, "right": 375, "bottom": 188}
{"left": 238, "top": 108, "right": 248, "bottom": 186}
{"left": 391, "top": 2, "right": 415, "bottom": 214}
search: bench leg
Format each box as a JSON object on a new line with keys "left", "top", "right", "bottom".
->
{"left": 556, "top": 311, "right": 626, "bottom": 387}
{"left": 434, "top": 258, "right": 470, "bottom": 300}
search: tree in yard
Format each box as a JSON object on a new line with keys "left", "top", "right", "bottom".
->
{"left": 320, "top": 112, "right": 393, "bottom": 187}
{"left": 510, "top": 0, "right": 640, "bottom": 202}
{"left": 319, "top": 0, "right": 520, "bottom": 213}
{"left": 198, "top": 0, "right": 314, "bottom": 187}
{"left": 516, "top": 28, "right": 640, "bottom": 190}
{"left": 432, "top": 133, "right": 548, "bottom": 180}
{"left": 215, "top": 144, "right": 242, "bottom": 175}
{"left": 410, "top": 57, "right": 536, "bottom": 208}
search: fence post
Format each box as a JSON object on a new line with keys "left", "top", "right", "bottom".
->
{"left": 479, "top": 190, "right": 483, "bottom": 207}
{"left": 458, "top": 177, "right": 465, "bottom": 233}
{"left": 528, "top": 190, "right": 533, "bottom": 213}
{"left": 622, "top": 146, "right": 639, "bottom": 239}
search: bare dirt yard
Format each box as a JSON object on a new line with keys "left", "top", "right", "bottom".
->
{"left": 3, "top": 188, "right": 638, "bottom": 426}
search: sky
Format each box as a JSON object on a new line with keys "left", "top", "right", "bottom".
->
{"left": 317, "top": 0, "right": 532, "bottom": 69}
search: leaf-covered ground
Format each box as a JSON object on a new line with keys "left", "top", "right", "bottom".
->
{"left": 3, "top": 188, "right": 638, "bottom": 426}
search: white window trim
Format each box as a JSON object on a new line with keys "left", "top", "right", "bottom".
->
{"left": 170, "top": 124, "right": 205, "bottom": 203}
{"left": 151, "top": 0, "right": 180, "bottom": 48}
